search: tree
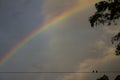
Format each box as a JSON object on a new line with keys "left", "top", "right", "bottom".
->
{"left": 97, "top": 75, "right": 109, "bottom": 80}
{"left": 115, "top": 75, "right": 120, "bottom": 80}
{"left": 96, "top": 75, "right": 120, "bottom": 80}
{"left": 89, "top": 0, "right": 120, "bottom": 55}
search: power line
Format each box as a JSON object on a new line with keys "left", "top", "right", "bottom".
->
{"left": 0, "top": 71, "right": 120, "bottom": 74}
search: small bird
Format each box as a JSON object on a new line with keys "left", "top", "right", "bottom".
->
{"left": 92, "top": 70, "right": 95, "bottom": 73}
{"left": 96, "top": 70, "right": 98, "bottom": 73}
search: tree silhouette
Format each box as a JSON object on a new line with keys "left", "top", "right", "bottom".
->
{"left": 89, "top": 0, "right": 120, "bottom": 55}
{"left": 96, "top": 75, "right": 120, "bottom": 80}
{"left": 97, "top": 75, "right": 109, "bottom": 80}
{"left": 115, "top": 75, "right": 120, "bottom": 80}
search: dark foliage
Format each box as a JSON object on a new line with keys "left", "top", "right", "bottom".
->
{"left": 96, "top": 75, "right": 120, "bottom": 80}
{"left": 115, "top": 75, "right": 120, "bottom": 80}
{"left": 89, "top": 0, "right": 120, "bottom": 55}
{"left": 97, "top": 75, "right": 109, "bottom": 80}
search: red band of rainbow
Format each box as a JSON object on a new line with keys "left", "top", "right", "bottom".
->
{"left": 0, "top": 0, "right": 99, "bottom": 66}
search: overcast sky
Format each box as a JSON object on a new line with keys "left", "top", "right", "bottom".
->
{"left": 0, "top": 0, "right": 120, "bottom": 80}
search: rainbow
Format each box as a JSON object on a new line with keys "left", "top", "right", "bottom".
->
{"left": 0, "top": 0, "right": 99, "bottom": 66}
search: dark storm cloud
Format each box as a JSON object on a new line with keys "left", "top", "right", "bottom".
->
{"left": 0, "top": 0, "right": 43, "bottom": 57}
{"left": 0, "top": 0, "right": 44, "bottom": 80}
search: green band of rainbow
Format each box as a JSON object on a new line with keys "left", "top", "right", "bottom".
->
{"left": 0, "top": 0, "right": 98, "bottom": 66}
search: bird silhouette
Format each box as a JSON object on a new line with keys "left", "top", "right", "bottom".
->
{"left": 92, "top": 70, "right": 95, "bottom": 73}
{"left": 96, "top": 70, "right": 98, "bottom": 73}
{"left": 92, "top": 70, "right": 98, "bottom": 73}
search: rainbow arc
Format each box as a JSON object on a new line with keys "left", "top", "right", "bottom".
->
{"left": 0, "top": 0, "right": 99, "bottom": 66}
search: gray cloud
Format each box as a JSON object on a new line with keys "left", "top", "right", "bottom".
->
{"left": 0, "top": 0, "right": 120, "bottom": 80}
{"left": 41, "top": 0, "right": 120, "bottom": 80}
{"left": 0, "top": 0, "right": 43, "bottom": 57}
{"left": 62, "top": 40, "right": 120, "bottom": 80}
{"left": 42, "top": 0, "right": 80, "bottom": 21}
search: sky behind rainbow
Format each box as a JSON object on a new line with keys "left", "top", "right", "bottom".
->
{"left": 0, "top": 0, "right": 98, "bottom": 66}
{"left": 0, "top": 0, "right": 119, "bottom": 80}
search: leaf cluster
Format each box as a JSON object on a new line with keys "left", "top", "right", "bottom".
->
{"left": 97, "top": 75, "right": 120, "bottom": 80}
{"left": 89, "top": 0, "right": 120, "bottom": 55}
